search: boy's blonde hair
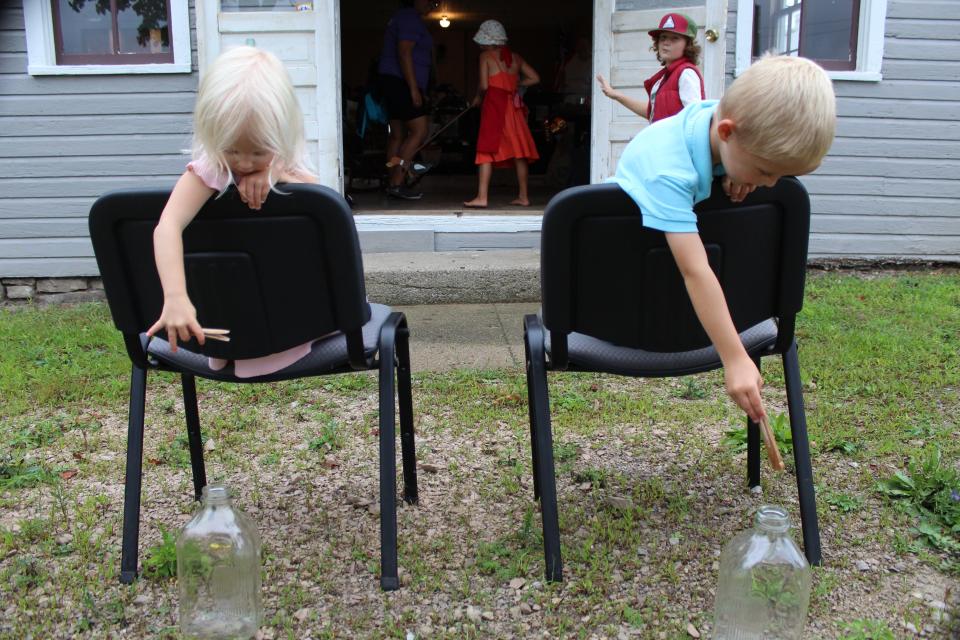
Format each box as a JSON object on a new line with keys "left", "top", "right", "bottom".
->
{"left": 192, "top": 46, "right": 312, "bottom": 190}
{"left": 719, "top": 55, "right": 836, "bottom": 168}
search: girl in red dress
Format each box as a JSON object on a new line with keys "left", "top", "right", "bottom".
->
{"left": 464, "top": 20, "right": 540, "bottom": 208}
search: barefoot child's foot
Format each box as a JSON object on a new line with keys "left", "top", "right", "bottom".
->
{"left": 509, "top": 198, "right": 530, "bottom": 206}
{"left": 463, "top": 198, "right": 487, "bottom": 208}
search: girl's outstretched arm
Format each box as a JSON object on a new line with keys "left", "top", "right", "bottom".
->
{"left": 147, "top": 171, "right": 215, "bottom": 351}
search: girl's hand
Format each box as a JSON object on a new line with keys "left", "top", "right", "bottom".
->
{"left": 237, "top": 169, "right": 272, "bottom": 210}
{"left": 469, "top": 94, "right": 482, "bottom": 108}
{"left": 724, "top": 354, "right": 766, "bottom": 424}
{"left": 596, "top": 73, "right": 618, "bottom": 99}
{"left": 722, "top": 175, "right": 757, "bottom": 203}
{"left": 147, "top": 292, "right": 205, "bottom": 353}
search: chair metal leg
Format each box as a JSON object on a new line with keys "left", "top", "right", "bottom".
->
{"left": 524, "top": 315, "right": 563, "bottom": 582}
{"left": 523, "top": 318, "right": 541, "bottom": 500}
{"left": 119, "top": 365, "right": 147, "bottom": 584}
{"left": 181, "top": 373, "right": 207, "bottom": 502}
{"left": 783, "top": 341, "right": 822, "bottom": 566}
{"left": 378, "top": 317, "right": 401, "bottom": 591}
{"left": 747, "top": 356, "right": 762, "bottom": 488}
{"left": 396, "top": 323, "right": 418, "bottom": 505}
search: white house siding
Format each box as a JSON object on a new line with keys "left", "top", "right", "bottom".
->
{"left": 726, "top": 0, "right": 960, "bottom": 261}
{"left": 0, "top": 3, "right": 198, "bottom": 278}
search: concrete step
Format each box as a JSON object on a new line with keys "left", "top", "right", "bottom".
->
{"left": 354, "top": 213, "right": 543, "bottom": 253}
{"left": 362, "top": 249, "right": 540, "bottom": 305}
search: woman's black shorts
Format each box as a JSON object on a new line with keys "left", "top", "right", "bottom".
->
{"left": 378, "top": 73, "right": 429, "bottom": 123}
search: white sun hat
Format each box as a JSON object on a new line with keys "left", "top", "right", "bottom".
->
{"left": 473, "top": 19, "right": 508, "bottom": 46}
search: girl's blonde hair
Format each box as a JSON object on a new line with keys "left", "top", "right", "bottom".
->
{"left": 192, "top": 46, "right": 312, "bottom": 191}
{"left": 719, "top": 54, "right": 836, "bottom": 168}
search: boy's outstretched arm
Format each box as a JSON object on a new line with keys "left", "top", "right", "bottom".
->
{"left": 147, "top": 171, "right": 215, "bottom": 351}
{"left": 665, "top": 232, "right": 767, "bottom": 422}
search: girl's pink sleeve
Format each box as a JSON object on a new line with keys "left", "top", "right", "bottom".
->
{"left": 187, "top": 156, "right": 230, "bottom": 192}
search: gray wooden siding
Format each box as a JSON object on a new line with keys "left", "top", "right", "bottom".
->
{"left": 726, "top": 0, "right": 960, "bottom": 261}
{"left": 0, "top": 3, "right": 198, "bottom": 277}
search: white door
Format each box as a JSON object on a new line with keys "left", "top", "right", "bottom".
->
{"left": 591, "top": 0, "right": 727, "bottom": 182}
{"left": 195, "top": 1, "right": 343, "bottom": 190}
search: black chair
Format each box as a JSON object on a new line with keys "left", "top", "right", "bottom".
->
{"left": 89, "top": 184, "right": 418, "bottom": 591}
{"left": 523, "top": 179, "right": 821, "bottom": 582}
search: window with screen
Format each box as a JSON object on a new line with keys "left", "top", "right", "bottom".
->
{"left": 751, "top": 0, "right": 861, "bottom": 70}
{"left": 52, "top": 0, "right": 173, "bottom": 65}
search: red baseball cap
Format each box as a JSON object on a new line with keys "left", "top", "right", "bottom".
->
{"left": 649, "top": 13, "right": 698, "bottom": 40}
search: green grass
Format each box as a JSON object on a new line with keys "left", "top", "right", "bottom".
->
{"left": 1, "top": 271, "right": 958, "bottom": 638}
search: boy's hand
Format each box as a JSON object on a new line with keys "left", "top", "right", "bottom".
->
{"left": 146, "top": 292, "right": 205, "bottom": 353}
{"left": 237, "top": 169, "right": 272, "bottom": 210}
{"left": 724, "top": 354, "right": 766, "bottom": 423}
{"left": 596, "top": 73, "right": 619, "bottom": 99}
{"left": 722, "top": 176, "right": 757, "bottom": 203}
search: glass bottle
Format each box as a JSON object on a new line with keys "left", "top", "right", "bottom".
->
{"left": 177, "top": 484, "right": 262, "bottom": 640}
{"left": 713, "top": 505, "right": 811, "bottom": 639}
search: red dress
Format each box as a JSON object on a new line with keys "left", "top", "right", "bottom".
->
{"left": 475, "top": 49, "right": 539, "bottom": 168}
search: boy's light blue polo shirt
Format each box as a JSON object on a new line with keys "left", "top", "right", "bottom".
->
{"left": 608, "top": 100, "right": 722, "bottom": 233}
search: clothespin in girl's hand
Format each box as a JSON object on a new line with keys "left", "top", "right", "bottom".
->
{"left": 386, "top": 156, "right": 406, "bottom": 169}
{"left": 201, "top": 327, "right": 230, "bottom": 343}
{"left": 759, "top": 415, "right": 785, "bottom": 471}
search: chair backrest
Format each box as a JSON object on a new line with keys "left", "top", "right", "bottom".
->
{"left": 89, "top": 184, "right": 370, "bottom": 364}
{"left": 540, "top": 178, "right": 810, "bottom": 353}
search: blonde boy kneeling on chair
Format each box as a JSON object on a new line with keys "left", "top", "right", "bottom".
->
{"left": 608, "top": 54, "right": 836, "bottom": 422}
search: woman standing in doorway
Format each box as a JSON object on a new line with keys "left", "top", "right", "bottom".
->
{"left": 378, "top": 0, "right": 436, "bottom": 200}
{"left": 464, "top": 20, "right": 540, "bottom": 208}
{"left": 596, "top": 12, "right": 704, "bottom": 122}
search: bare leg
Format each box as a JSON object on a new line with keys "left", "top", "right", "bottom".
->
{"left": 392, "top": 115, "right": 428, "bottom": 187}
{"left": 387, "top": 120, "right": 406, "bottom": 187}
{"left": 511, "top": 158, "right": 530, "bottom": 206}
{"left": 464, "top": 162, "right": 493, "bottom": 207}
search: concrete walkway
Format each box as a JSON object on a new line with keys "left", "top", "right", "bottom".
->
{"left": 395, "top": 302, "right": 540, "bottom": 372}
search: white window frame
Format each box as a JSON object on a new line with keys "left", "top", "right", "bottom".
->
{"left": 23, "top": 0, "right": 191, "bottom": 75}
{"left": 735, "top": 0, "right": 887, "bottom": 81}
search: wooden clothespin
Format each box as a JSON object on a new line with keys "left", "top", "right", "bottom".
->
{"left": 201, "top": 327, "right": 230, "bottom": 343}
{"left": 759, "top": 415, "right": 785, "bottom": 471}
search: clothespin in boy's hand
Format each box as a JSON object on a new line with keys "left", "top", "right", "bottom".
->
{"left": 759, "top": 415, "right": 785, "bottom": 471}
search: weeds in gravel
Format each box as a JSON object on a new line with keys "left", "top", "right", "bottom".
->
{"left": 1, "top": 272, "right": 958, "bottom": 638}
{"left": 840, "top": 618, "right": 896, "bottom": 639}
{"left": 142, "top": 525, "right": 179, "bottom": 580}
{"left": 877, "top": 447, "right": 960, "bottom": 563}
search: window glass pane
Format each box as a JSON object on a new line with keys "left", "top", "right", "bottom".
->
{"left": 57, "top": 0, "right": 112, "bottom": 55}
{"left": 221, "top": 0, "right": 310, "bottom": 11}
{"left": 752, "top": 0, "right": 802, "bottom": 57}
{"left": 800, "top": 0, "right": 857, "bottom": 63}
{"left": 117, "top": 0, "right": 170, "bottom": 54}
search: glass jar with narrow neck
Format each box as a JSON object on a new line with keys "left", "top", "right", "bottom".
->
{"left": 177, "top": 484, "right": 262, "bottom": 639}
{"left": 713, "top": 505, "right": 811, "bottom": 639}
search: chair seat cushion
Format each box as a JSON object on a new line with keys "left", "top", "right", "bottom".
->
{"left": 546, "top": 318, "right": 778, "bottom": 376}
{"left": 146, "top": 303, "right": 392, "bottom": 382}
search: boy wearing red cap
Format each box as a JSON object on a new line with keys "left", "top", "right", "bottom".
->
{"left": 597, "top": 12, "right": 705, "bottom": 122}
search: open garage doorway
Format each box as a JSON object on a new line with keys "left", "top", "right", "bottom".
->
{"left": 340, "top": 0, "right": 594, "bottom": 213}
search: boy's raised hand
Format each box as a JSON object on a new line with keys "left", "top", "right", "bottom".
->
{"left": 724, "top": 354, "right": 767, "bottom": 424}
{"left": 146, "top": 292, "right": 205, "bottom": 353}
{"left": 596, "top": 73, "right": 619, "bottom": 99}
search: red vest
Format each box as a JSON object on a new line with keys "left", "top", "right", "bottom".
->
{"left": 644, "top": 58, "right": 704, "bottom": 122}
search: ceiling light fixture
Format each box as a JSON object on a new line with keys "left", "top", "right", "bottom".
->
{"left": 439, "top": 15, "right": 451, "bottom": 28}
